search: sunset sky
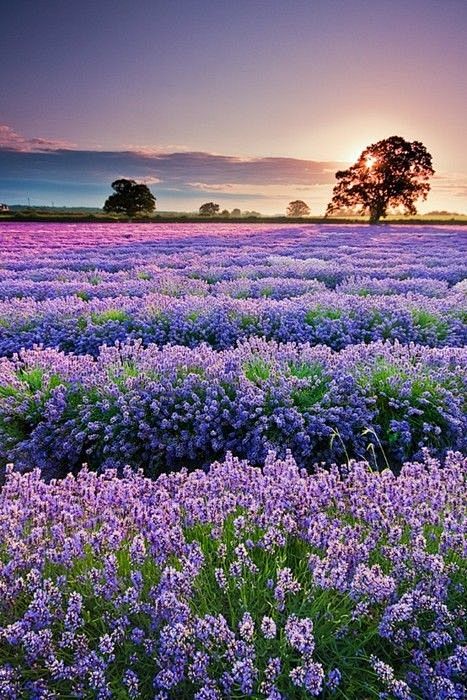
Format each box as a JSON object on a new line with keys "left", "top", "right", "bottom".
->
{"left": 1, "top": 0, "right": 466, "bottom": 214}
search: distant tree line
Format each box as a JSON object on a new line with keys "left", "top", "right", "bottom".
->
{"left": 103, "top": 136, "right": 434, "bottom": 223}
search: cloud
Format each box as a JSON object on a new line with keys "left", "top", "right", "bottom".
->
{"left": 0, "top": 124, "right": 75, "bottom": 152}
{"left": 186, "top": 182, "right": 236, "bottom": 192}
{"left": 122, "top": 144, "right": 192, "bottom": 155}
{"left": 0, "top": 144, "right": 345, "bottom": 192}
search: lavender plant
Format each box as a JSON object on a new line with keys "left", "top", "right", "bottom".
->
{"left": 0, "top": 451, "right": 465, "bottom": 698}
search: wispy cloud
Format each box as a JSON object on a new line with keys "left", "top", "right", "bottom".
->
{"left": 0, "top": 124, "right": 75, "bottom": 152}
{"left": 431, "top": 172, "right": 467, "bottom": 199}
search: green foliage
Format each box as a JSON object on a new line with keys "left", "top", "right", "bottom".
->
{"left": 411, "top": 308, "right": 449, "bottom": 340}
{"left": 288, "top": 362, "right": 329, "bottom": 411}
{"left": 176, "top": 365, "right": 206, "bottom": 381}
{"left": 244, "top": 357, "right": 272, "bottom": 383}
{"left": 0, "top": 368, "right": 64, "bottom": 442}
{"left": 305, "top": 306, "right": 343, "bottom": 325}
{"left": 107, "top": 362, "right": 140, "bottom": 387}
{"left": 91, "top": 309, "right": 130, "bottom": 325}
{"left": 357, "top": 358, "right": 450, "bottom": 450}
{"left": 239, "top": 313, "right": 260, "bottom": 329}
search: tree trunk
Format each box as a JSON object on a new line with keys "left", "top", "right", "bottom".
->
{"left": 369, "top": 205, "right": 382, "bottom": 224}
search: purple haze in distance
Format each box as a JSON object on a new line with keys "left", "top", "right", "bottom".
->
{"left": 0, "top": 0, "right": 466, "bottom": 213}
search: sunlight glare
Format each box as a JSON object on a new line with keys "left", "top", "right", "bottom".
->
{"left": 365, "top": 155, "right": 377, "bottom": 169}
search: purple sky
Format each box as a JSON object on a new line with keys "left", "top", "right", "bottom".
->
{"left": 1, "top": 0, "right": 466, "bottom": 213}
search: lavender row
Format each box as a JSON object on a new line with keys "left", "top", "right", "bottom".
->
{"left": 1, "top": 338, "right": 465, "bottom": 478}
{"left": 0, "top": 290, "right": 465, "bottom": 357}
{"left": 0, "top": 273, "right": 461, "bottom": 302}
{"left": 0, "top": 450, "right": 465, "bottom": 698}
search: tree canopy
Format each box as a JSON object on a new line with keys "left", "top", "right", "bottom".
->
{"left": 199, "top": 202, "right": 220, "bottom": 216}
{"left": 326, "top": 136, "right": 434, "bottom": 224}
{"left": 103, "top": 179, "right": 156, "bottom": 217}
{"left": 287, "top": 200, "right": 311, "bottom": 217}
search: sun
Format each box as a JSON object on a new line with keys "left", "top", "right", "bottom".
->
{"left": 365, "top": 155, "right": 377, "bottom": 169}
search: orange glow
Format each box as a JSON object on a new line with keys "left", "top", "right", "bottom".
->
{"left": 365, "top": 155, "right": 377, "bottom": 169}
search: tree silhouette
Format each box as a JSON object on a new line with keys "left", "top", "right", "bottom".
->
{"left": 231, "top": 208, "right": 242, "bottom": 217}
{"left": 326, "top": 136, "right": 434, "bottom": 224}
{"left": 199, "top": 202, "right": 220, "bottom": 216}
{"left": 287, "top": 200, "right": 311, "bottom": 217}
{"left": 103, "top": 179, "right": 156, "bottom": 217}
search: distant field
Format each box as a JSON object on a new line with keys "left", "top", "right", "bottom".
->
{"left": 1, "top": 209, "right": 467, "bottom": 224}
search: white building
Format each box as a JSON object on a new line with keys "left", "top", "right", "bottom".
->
{"left": 0, "top": 203, "right": 10, "bottom": 212}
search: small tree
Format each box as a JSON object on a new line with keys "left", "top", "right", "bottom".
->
{"left": 286, "top": 200, "right": 311, "bottom": 217}
{"left": 326, "top": 136, "right": 434, "bottom": 224}
{"left": 231, "top": 208, "right": 242, "bottom": 217}
{"left": 199, "top": 202, "right": 220, "bottom": 216}
{"left": 103, "top": 179, "right": 156, "bottom": 217}
{"left": 220, "top": 209, "right": 230, "bottom": 218}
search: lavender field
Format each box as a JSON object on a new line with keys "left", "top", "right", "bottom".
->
{"left": 0, "top": 222, "right": 466, "bottom": 699}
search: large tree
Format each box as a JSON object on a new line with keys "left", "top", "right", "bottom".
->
{"left": 199, "top": 202, "right": 220, "bottom": 216}
{"left": 287, "top": 200, "right": 311, "bottom": 217}
{"left": 326, "top": 136, "right": 434, "bottom": 224}
{"left": 103, "top": 179, "right": 156, "bottom": 217}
